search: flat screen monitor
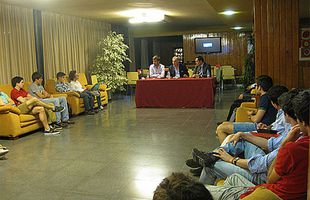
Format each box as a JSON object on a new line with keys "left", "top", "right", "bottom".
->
{"left": 195, "top": 37, "right": 221, "bottom": 53}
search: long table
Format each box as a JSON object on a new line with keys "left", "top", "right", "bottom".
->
{"left": 135, "top": 78, "right": 215, "bottom": 108}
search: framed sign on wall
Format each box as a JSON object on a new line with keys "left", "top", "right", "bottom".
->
{"left": 299, "top": 28, "right": 310, "bottom": 61}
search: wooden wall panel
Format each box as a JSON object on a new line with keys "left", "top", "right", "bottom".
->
{"left": 183, "top": 32, "right": 248, "bottom": 76}
{"left": 254, "top": 0, "right": 299, "bottom": 88}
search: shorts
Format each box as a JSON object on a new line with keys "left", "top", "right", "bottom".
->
{"left": 233, "top": 122, "right": 257, "bottom": 133}
{"left": 17, "top": 103, "right": 31, "bottom": 114}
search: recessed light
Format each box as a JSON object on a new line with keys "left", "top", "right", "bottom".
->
{"left": 220, "top": 10, "right": 238, "bottom": 16}
{"left": 232, "top": 26, "right": 243, "bottom": 30}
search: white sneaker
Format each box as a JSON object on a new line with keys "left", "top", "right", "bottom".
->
{"left": 44, "top": 129, "right": 60, "bottom": 136}
{"left": 100, "top": 106, "right": 104, "bottom": 110}
{"left": 0, "top": 148, "right": 9, "bottom": 157}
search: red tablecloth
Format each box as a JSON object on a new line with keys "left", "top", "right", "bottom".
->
{"left": 135, "top": 78, "right": 215, "bottom": 108}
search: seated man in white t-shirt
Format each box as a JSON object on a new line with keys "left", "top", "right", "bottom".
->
{"left": 149, "top": 55, "right": 165, "bottom": 78}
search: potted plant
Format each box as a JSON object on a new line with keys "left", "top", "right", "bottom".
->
{"left": 90, "top": 31, "right": 131, "bottom": 96}
{"left": 243, "top": 33, "right": 255, "bottom": 87}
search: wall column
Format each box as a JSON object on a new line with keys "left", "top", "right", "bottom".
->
{"left": 254, "top": 0, "right": 299, "bottom": 88}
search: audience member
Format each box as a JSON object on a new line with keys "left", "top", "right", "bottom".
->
{"left": 203, "top": 90, "right": 309, "bottom": 200}
{"left": 153, "top": 172, "right": 213, "bottom": 200}
{"left": 68, "top": 70, "right": 97, "bottom": 115}
{"left": 28, "top": 72, "right": 73, "bottom": 128}
{"left": 167, "top": 56, "right": 189, "bottom": 78}
{"left": 192, "top": 56, "right": 211, "bottom": 78}
{"left": 9, "top": 76, "right": 60, "bottom": 135}
{"left": 187, "top": 87, "right": 294, "bottom": 185}
{"left": 216, "top": 75, "right": 278, "bottom": 143}
{"left": 149, "top": 55, "right": 165, "bottom": 78}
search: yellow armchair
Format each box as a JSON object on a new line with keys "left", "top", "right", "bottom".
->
{"left": 242, "top": 187, "right": 282, "bottom": 200}
{"left": 0, "top": 84, "right": 56, "bottom": 138}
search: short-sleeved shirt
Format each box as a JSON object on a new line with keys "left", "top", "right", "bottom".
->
{"left": 258, "top": 94, "right": 277, "bottom": 125}
{"left": 55, "top": 82, "right": 72, "bottom": 93}
{"left": 28, "top": 83, "right": 45, "bottom": 98}
{"left": 0, "top": 92, "right": 10, "bottom": 105}
{"left": 10, "top": 88, "right": 28, "bottom": 105}
{"left": 241, "top": 136, "right": 309, "bottom": 200}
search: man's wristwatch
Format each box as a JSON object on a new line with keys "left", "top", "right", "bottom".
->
{"left": 233, "top": 157, "right": 240, "bottom": 165}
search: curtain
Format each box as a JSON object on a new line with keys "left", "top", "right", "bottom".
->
{"left": 0, "top": 3, "right": 37, "bottom": 84}
{"left": 42, "top": 12, "right": 111, "bottom": 79}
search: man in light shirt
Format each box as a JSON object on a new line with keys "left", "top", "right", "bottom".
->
{"left": 149, "top": 55, "right": 165, "bottom": 78}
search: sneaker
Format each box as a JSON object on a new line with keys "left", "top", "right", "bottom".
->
{"left": 53, "top": 106, "right": 65, "bottom": 113}
{"left": 64, "top": 120, "right": 75, "bottom": 124}
{"left": 99, "top": 106, "right": 104, "bottom": 110}
{"left": 85, "top": 110, "right": 95, "bottom": 115}
{"left": 44, "top": 129, "right": 60, "bottom": 136}
{"left": 50, "top": 124, "right": 62, "bottom": 131}
{"left": 189, "top": 167, "right": 203, "bottom": 177}
{"left": 185, "top": 159, "right": 201, "bottom": 168}
{"left": 57, "top": 122, "right": 68, "bottom": 128}
{"left": 192, "top": 148, "right": 219, "bottom": 168}
{"left": 0, "top": 148, "right": 9, "bottom": 157}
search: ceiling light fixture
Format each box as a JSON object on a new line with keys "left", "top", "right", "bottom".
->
{"left": 220, "top": 10, "right": 238, "bottom": 16}
{"left": 232, "top": 26, "right": 243, "bottom": 30}
{"left": 120, "top": 9, "right": 165, "bottom": 24}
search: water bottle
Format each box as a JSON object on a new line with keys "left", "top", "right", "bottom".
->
{"left": 166, "top": 71, "right": 171, "bottom": 79}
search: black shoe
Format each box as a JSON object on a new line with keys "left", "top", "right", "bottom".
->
{"left": 85, "top": 110, "right": 95, "bottom": 115}
{"left": 50, "top": 124, "right": 62, "bottom": 131}
{"left": 190, "top": 167, "right": 203, "bottom": 176}
{"left": 57, "top": 122, "right": 68, "bottom": 128}
{"left": 64, "top": 120, "right": 75, "bottom": 124}
{"left": 192, "top": 148, "right": 219, "bottom": 168}
{"left": 53, "top": 106, "right": 65, "bottom": 113}
{"left": 186, "top": 159, "right": 201, "bottom": 168}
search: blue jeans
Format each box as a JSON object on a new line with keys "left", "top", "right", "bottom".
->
{"left": 41, "top": 96, "right": 69, "bottom": 123}
{"left": 199, "top": 140, "right": 266, "bottom": 185}
{"left": 233, "top": 122, "right": 257, "bottom": 133}
{"left": 80, "top": 91, "right": 94, "bottom": 111}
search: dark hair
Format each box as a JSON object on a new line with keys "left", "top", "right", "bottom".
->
{"left": 56, "top": 72, "right": 66, "bottom": 79}
{"left": 153, "top": 172, "right": 213, "bottom": 200}
{"left": 196, "top": 56, "right": 204, "bottom": 62}
{"left": 11, "top": 76, "right": 23, "bottom": 87}
{"left": 278, "top": 89, "right": 303, "bottom": 120}
{"left": 266, "top": 85, "right": 289, "bottom": 105}
{"left": 153, "top": 55, "right": 160, "bottom": 61}
{"left": 292, "top": 90, "right": 310, "bottom": 126}
{"left": 31, "top": 72, "right": 43, "bottom": 82}
{"left": 256, "top": 75, "right": 273, "bottom": 92}
{"left": 68, "top": 70, "right": 77, "bottom": 81}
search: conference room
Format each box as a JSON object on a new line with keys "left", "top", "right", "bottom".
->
{"left": 0, "top": 0, "right": 309, "bottom": 199}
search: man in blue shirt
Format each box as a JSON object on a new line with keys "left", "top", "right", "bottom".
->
{"left": 216, "top": 76, "right": 281, "bottom": 143}
{"left": 187, "top": 89, "right": 299, "bottom": 185}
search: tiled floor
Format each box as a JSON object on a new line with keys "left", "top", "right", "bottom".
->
{"left": 0, "top": 89, "right": 241, "bottom": 200}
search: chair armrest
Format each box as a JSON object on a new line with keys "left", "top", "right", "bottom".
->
{"left": 235, "top": 107, "right": 258, "bottom": 122}
{"left": 99, "top": 84, "right": 107, "bottom": 91}
{"left": 85, "top": 85, "right": 93, "bottom": 90}
{"left": 0, "top": 105, "right": 21, "bottom": 115}
{"left": 52, "top": 93, "right": 68, "bottom": 98}
{"left": 240, "top": 102, "right": 256, "bottom": 108}
{"left": 63, "top": 91, "right": 80, "bottom": 97}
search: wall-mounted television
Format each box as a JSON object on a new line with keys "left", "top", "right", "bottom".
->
{"left": 195, "top": 37, "right": 221, "bottom": 53}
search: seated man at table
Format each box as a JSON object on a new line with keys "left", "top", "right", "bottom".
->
{"left": 168, "top": 56, "right": 189, "bottom": 78}
{"left": 149, "top": 55, "right": 165, "bottom": 78}
{"left": 192, "top": 56, "right": 211, "bottom": 78}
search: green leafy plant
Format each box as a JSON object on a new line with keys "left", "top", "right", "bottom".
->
{"left": 243, "top": 33, "right": 255, "bottom": 87}
{"left": 90, "top": 31, "right": 131, "bottom": 92}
